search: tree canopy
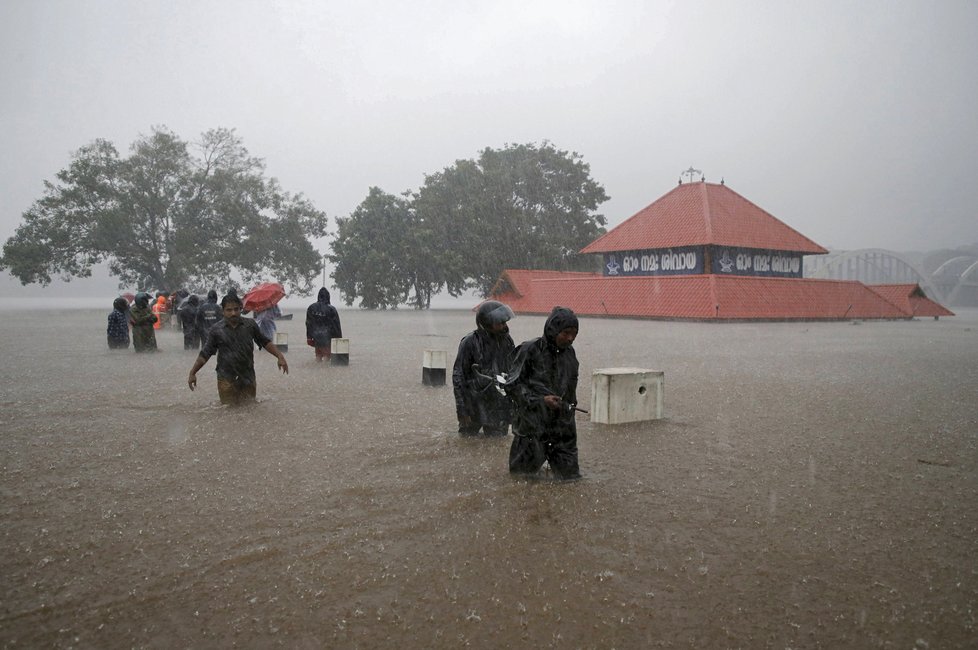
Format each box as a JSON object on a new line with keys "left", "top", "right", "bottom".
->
{"left": 330, "top": 142, "right": 609, "bottom": 308}
{"left": 329, "top": 188, "right": 416, "bottom": 309}
{"left": 0, "top": 126, "right": 328, "bottom": 293}
{"left": 415, "top": 142, "right": 609, "bottom": 295}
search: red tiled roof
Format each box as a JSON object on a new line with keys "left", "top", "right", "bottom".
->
{"left": 711, "top": 276, "right": 905, "bottom": 320}
{"left": 492, "top": 270, "right": 926, "bottom": 320}
{"left": 489, "top": 269, "right": 598, "bottom": 298}
{"left": 866, "top": 284, "right": 955, "bottom": 317}
{"left": 580, "top": 182, "right": 828, "bottom": 255}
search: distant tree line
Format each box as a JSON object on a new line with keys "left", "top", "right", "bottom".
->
{"left": 330, "top": 142, "right": 609, "bottom": 308}
{"left": 0, "top": 126, "right": 328, "bottom": 294}
{"left": 0, "top": 129, "right": 608, "bottom": 308}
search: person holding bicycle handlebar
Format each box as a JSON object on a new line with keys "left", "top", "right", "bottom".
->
{"left": 452, "top": 300, "right": 516, "bottom": 436}
{"left": 507, "top": 306, "right": 582, "bottom": 480}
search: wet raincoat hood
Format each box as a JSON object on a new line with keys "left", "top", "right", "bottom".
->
{"left": 134, "top": 294, "right": 150, "bottom": 308}
{"left": 206, "top": 290, "right": 218, "bottom": 303}
{"left": 112, "top": 297, "right": 128, "bottom": 312}
{"left": 318, "top": 288, "right": 331, "bottom": 304}
{"left": 543, "top": 306, "right": 579, "bottom": 345}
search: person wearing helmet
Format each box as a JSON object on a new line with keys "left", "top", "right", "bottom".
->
{"left": 507, "top": 306, "right": 581, "bottom": 479}
{"left": 452, "top": 300, "right": 516, "bottom": 436}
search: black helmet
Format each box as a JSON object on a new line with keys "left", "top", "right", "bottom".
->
{"left": 476, "top": 300, "right": 515, "bottom": 329}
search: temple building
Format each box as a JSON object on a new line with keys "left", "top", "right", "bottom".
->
{"left": 489, "top": 180, "right": 953, "bottom": 321}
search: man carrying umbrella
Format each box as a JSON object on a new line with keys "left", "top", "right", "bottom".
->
{"left": 187, "top": 290, "right": 289, "bottom": 405}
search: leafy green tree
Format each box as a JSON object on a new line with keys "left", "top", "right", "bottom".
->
{"left": 400, "top": 199, "right": 459, "bottom": 309}
{"left": 0, "top": 126, "right": 328, "bottom": 293}
{"left": 329, "top": 187, "right": 415, "bottom": 309}
{"left": 415, "top": 141, "right": 609, "bottom": 295}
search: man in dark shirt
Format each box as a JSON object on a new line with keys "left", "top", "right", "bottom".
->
{"left": 187, "top": 291, "right": 289, "bottom": 405}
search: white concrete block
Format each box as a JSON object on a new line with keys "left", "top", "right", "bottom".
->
{"left": 423, "top": 349, "right": 447, "bottom": 369}
{"left": 590, "top": 367, "right": 664, "bottom": 424}
{"left": 330, "top": 338, "right": 350, "bottom": 365}
{"left": 274, "top": 332, "right": 288, "bottom": 352}
{"left": 422, "top": 349, "right": 448, "bottom": 386}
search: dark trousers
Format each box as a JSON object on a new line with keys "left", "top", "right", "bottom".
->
{"left": 183, "top": 332, "right": 200, "bottom": 350}
{"left": 508, "top": 426, "right": 580, "bottom": 479}
{"left": 458, "top": 421, "right": 509, "bottom": 437}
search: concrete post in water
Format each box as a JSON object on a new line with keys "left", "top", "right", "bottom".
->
{"left": 330, "top": 338, "right": 350, "bottom": 365}
{"left": 590, "top": 368, "right": 664, "bottom": 424}
{"left": 274, "top": 332, "right": 288, "bottom": 353}
{"left": 422, "top": 350, "right": 447, "bottom": 386}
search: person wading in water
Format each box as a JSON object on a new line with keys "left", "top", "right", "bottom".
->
{"left": 187, "top": 291, "right": 288, "bottom": 405}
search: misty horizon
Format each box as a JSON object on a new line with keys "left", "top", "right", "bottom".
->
{"left": 2, "top": 1, "right": 976, "bottom": 300}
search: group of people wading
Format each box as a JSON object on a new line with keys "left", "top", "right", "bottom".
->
{"left": 109, "top": 291, "right": 580, "bottom": 479}
{"left": 107, "top": 288, "right": 343, "bottom": 406}
{"left": 107, "top": 290, "right": 224, "bottom": 353}
{"left": 453, "top": 302, "right": 583, "bottom": 480}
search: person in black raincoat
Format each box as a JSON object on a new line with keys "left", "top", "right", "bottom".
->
{"left": 452, "top": 300, "right": 516, "bottom": 436}
{"left": 305, "top": 288, "right": 343, "bottom": 361}
{"left": 179, "top": 294, "right": 201, "bottom": 350}
{"left": 106, "top": 297, "right": 130, "bottom": 349}
{"left": 507, "top": 306, "right": 581, "bottom": 479}
{"left": 196, "top": 290, "right": 223, "bottom": 343}
{"left": 171, "top": 289, "right": 189, "bottom": 327}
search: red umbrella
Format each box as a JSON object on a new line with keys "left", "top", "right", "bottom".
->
{"left": 243, "top": 282, "right": 286, "bottom": 313}
{"left": 121, "top": 292, "right": 136, "bottom": 304}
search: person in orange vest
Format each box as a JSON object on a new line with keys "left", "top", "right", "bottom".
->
{"left": 152, "top": 295, "right": 168, "bottom": 330}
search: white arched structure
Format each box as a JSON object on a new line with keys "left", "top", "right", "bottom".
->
{"left": 806, "top": 248, "right": 943, "bottom": 300}
{"left": 945, "top": 260, "right": 978, "bottom": 306}
{"left": 932, "top": 255, "right": 977, "bottom": 277}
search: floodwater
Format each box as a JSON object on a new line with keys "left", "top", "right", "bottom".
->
{"left": 1, "top": 306, "right": 976, "bottom": 649}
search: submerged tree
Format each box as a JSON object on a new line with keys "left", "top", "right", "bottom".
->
{"left": 329, "top": 187, "right": 415, "bottom": 309}
{"left": 330, "top": 187, "right": 464, "bottom": 310}
{"left": 0, "top": 126, "right": 328, "bottom": 293}
{"left": 415, "top": 141, "right": 610, "bottom": 295}
{"left": 332, "top": 142, "right": 610, "bottom": 308}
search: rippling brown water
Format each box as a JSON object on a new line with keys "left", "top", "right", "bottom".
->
{"left": 1, "top": 307, "right": 976, "bottom": 648}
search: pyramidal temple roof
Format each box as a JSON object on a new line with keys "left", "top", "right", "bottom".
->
{"left": 580, "top": 182, "right": 828, "bottom": 255}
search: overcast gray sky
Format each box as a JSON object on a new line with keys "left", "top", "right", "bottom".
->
{"left": 1, "top": 0, "right": 976, "bottom": 296}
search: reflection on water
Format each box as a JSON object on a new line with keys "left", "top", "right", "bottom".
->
{"left": 1, "top": 308, "right": 976, "bottom": 647}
